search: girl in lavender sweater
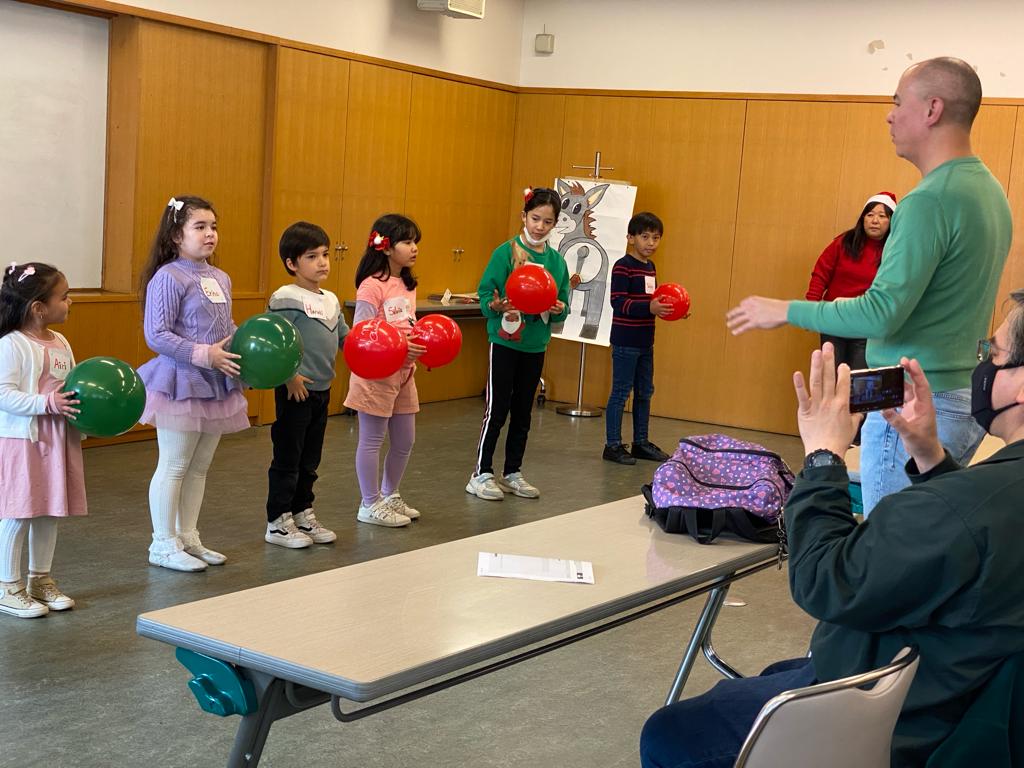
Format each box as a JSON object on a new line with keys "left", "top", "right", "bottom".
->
{"left": 137, "top": 196, "right": 247, "bottom": 572}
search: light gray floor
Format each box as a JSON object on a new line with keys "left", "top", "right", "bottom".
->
{"left": 0, "top": 397, "right": 816, "bottom": 768}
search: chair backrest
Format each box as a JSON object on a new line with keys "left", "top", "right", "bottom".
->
{"left": 734, "top": 646, "right": 920, "bottom": 768}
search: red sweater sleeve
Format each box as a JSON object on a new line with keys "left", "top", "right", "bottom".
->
{"left": 806, "top": 236, "right": 843, "bottom": 301}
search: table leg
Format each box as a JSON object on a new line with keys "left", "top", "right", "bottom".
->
{"left": 225, "top": 672, "right": 329, "bottom": 768}
{"left": 663, "top": 581, "right": 731, "bottom": 706}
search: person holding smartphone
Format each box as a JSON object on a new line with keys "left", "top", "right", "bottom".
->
{"left": 641, "top": 310, "right": 1024, "bottom": 767}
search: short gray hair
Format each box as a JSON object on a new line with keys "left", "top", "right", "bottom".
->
{"left": 1007, "top": 289, "right": 1024, "bottom": 365}
{"left": 909, "top": 57, "right": 982, "bottom": 129}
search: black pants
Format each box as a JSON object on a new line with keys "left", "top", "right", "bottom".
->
{"left": 266, "top": 386, "right": 330, "bottom": 522}
{"left": 821, "top": 333, "right": 866, "bottom": 445}
{"left": 819, "top": 333, "right": 867, "bottom": 371}
{"left": 475, "top": 343, "right": 545, "bottom": 476}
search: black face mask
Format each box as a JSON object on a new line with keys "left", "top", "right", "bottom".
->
{"left": 971, "top": 358, "right": 1022, "bottom": 431}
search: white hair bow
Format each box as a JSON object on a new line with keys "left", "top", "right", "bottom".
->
{"left": 5, "top": 262, "right": 35, "bottom": 282}
{"left": 167, "top": 197, "right": 185, "bottom": 222}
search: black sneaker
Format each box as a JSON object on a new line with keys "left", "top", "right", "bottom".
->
{"left": 630, "top": 441, "right": 670, "bottom": 462}
{"left": 603, "top": 444, "right": 636, "bottom": 465}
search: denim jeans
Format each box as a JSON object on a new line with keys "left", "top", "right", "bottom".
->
{"left": 639, "top": 657, "right": 816, "bottom": 768}
{"left": 605, "top": 344, "right": 655, "bottom": 446}
{"left": 860, "top": 388, "right": 985, "bottom": 517}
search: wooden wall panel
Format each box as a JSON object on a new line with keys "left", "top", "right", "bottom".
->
{"left": 266, "top": 46, "right": 350, "bottom": 287}
{"left": 130, "top": 21, "right": 268, "bottom": 294}
{"left": 722, "top": 101, "right": 850, "bottom": 434}
{"left": 996, "top": 108, "right": 1024, "bottom": 314}
{"left": 507, "top": 94, "right": 567, "bottom": 233}
{"left": 406, "top": 75, "right": 516, "bottom": 295}
{"left": 641, "top": 99, "right": 746, "bottom": 425}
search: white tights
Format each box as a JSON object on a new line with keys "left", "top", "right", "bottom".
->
{"left": 0, "top": 517, "right": 59, "bottom": 583}
{"left": 148, "top": 429, "right": 221, "bottom": 553}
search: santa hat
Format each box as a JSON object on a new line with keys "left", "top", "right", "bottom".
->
{"left": 865, "top": 191, "right": 897, "bottom": 212}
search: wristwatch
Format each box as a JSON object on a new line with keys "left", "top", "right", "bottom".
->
{"left": 803, "top": 449, "right": 846, "bottom": 470}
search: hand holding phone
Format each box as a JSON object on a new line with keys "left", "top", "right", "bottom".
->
{"left": 849, "top": 366, "right": 905, "bottom": 413}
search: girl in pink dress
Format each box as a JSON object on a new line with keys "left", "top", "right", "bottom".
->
{"left": 344, "top": 215, "right": 426, "bottom": 528}
{"left": 0, "top": 262, "right": 85, "bottom": 619}
{"left": 138, "top": 196, "right": 247, "bottom": 572}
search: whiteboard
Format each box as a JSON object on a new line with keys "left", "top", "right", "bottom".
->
{"left": 0, "top": 1, "right": 108, "bottom": 289}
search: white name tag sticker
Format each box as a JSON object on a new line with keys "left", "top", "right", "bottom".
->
{"left": 644, "top": 275, "right": 656, "bottom": 294}
{"left": 49, "top": 350, "right": 72, "bottom": 381}
{"left": 383, "top": 296, "right": 410, "bottom": 324}
{"left": 200, "top": 277, "right": 227, "bottom": 304}
{"left": 303, "top": 294, "right": 327, "bottom": 319}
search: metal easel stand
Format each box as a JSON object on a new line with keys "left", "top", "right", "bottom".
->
{"left": 555, "top": 343, "right": 603, "bottom": 417}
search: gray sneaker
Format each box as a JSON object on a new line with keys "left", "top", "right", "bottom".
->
{"left": 465, "top": 472, "right": 504, "bottom": 501}
{"left": 497, "top": 472, "right": 540, "bottom": 498}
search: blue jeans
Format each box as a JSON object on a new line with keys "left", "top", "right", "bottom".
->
{"left": 860, "top": 388, "right": 984, "bottom": 517}
{"left": 605, "top": 345, "right": 655, "bottom": 446}
{"left": 639, "top": 658, "right": 816, "bottom": 768}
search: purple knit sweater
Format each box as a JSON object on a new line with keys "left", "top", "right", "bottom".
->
{"left": 138, "top": 258, "right": 242, "bottom": 401}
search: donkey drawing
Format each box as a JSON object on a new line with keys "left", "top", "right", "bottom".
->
{"left": 553, "top": 179, "right": 610, "bottom": 340}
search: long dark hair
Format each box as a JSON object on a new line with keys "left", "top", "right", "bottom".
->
{"left": 841, "top": 200, "right": 894, "bottom": 261}
{"left": 139, "top": 195, "right": 218, "bottom": 305}
{"left": 354, "top": 214, "right": 420, "bottom": 291}
{"left": 0, "top": 263, "right": 65, "bottom": 339}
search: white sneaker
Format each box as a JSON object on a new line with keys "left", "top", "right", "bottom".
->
{"left": 0, "top": 582, "right": 48, "bottom": 618}
{"left": 381, "top": 493, "right": 419, "bottom": 520}
{"left": 465, "top": 472, "right": 504, "bottom": 501}
{"left": 293, "top": 509, "right": 337, "bottom": 543}
{"left": 149, "top": 535, "right": 207, "bottom": 572}
{"left": 497, "top": 472, "right": 540, "bottom": 498}
{"left": 357, "top": 498, "right": 410, "bottom": 528}
{"left": 27, "top": 575, "right": 75, "bottom": 611}
{"left": 149, "top": 548, "right": 208, "bottom": 572}
{"left": 265, "top": 513, "right": 314, "bottom": 549}
{"left": 179, "top": 529, "right": 227, "bottom": 566}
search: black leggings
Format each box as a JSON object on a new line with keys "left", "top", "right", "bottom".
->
{"left": 474, "top": 343, "right": 545, "bottom": 476}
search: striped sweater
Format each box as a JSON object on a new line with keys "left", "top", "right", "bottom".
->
{"left": 609, "top": 253, "right": 656, "bottom": 347}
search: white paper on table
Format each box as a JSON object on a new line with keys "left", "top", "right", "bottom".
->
{"left": 477, "top": 552, "right": 595, "bottom": 584}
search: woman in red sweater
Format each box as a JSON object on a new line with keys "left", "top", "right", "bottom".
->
{"left": 805, "top": 191, "right": 897, "bottom": 371}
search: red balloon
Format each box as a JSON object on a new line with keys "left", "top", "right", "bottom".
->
{"left": 343, "top": 319, "right": 409, "bottom": 379}
{"left": 505, "top": 263, "right": 557, "bottom": 315}
{"left": 412, "top": 314, "right": 463, "bottom": 369}
{"left": 652, "top": 283, "right": 691, "bottom": 321}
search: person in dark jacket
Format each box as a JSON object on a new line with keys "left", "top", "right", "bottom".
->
{"left": 640, "top": 292, "right": 1024, "bottom": 768}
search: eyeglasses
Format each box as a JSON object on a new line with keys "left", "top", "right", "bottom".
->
{"left": 977, "top": 337, "right": 992, "bottom": 362}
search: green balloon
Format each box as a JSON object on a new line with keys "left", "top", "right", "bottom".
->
{"left": 63, "top": 357, "right": 147, "bottom": 438}
{"left": 231, "top": 313, "right": 304, "bottom": 390}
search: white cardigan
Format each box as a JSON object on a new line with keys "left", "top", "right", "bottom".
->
{"left": 0, "top": 330, "right": 75, "bottom": 441}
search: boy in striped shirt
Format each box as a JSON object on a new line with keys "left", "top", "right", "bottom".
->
{"left": 603, "top": 212, "right": 675, "bottom": 465}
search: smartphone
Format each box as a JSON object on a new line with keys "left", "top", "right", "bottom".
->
{"left": 849, "top": 365, "right": 905, "bottom": 413}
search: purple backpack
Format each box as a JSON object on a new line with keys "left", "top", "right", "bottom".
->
{"left": 641, "top": 434, "right": 794, "bottom": 545}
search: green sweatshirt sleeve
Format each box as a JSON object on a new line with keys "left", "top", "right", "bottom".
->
{"left": 787, "top": 193, "right": 948, "bottom": 338}
{"left": 786, "top": 464, "right": 980, "bottom": 633}
{"left": 478, "top": 242, "right": 512, "bottom": 320}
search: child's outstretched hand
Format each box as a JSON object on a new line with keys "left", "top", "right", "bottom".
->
{"left": 549, "top": 299, "right": 566, "bottom": 314}
{"left": 488, "top": 289, "right": 513, "bottom": 313}
{"left": 286, "top": 374, "right": 312, "bottom": 402}
{"left": 49, "top": 390, "right": 80, "bottom": 419}
{"left": 210, "top": 336, "right": 242, "bottom": 377}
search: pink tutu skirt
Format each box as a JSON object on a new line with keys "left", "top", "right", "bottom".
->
{"left": 140, "top": 390, "right": 250, "bottom": 435}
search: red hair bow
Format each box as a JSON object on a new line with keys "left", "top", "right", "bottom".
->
{"left": 523, "top": 187, "right": 534, "bottom": 203}
{"left": 369, "top": 231, "right": 391, "bottom": 251}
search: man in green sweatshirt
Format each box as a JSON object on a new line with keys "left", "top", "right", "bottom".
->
{"left": 640, "top": 290, "right": 1024, "bottom": 767}
{"left": 726, "top": 57, "right": 1012, "bottom": 515}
